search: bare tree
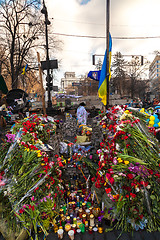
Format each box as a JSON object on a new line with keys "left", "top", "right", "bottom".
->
{"left": 126, "top": 56, "right": 150, "bottom": 99}
{"left": 0, "top": 0, "right": 62, "bottom": 90}
{"left": 111, "top": 52, "right": 126, "bottom": 96}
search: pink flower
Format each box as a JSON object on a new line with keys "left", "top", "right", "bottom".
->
{"left": 0, "top": 180, "right": 5, "bottom": 186}
{"left": 113, "top": 158, "right": 117, "bottom": 165}
{"left": 31, "top": 196, "right": 35, "bottom": 201}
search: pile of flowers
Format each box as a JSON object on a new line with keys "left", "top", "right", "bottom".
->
{"left": 94, "top": 106, "right": 160, "bottom": 232}
{"left": 0, "top": 114, "right": 64, "bottom": 239}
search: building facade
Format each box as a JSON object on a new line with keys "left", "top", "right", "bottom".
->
{"left": 149, "top": 55, "right": 160, "bottom": 98}
{"left": 149, "top": 55, "right": 160, "bottom": 80}
{"left": 61, "top": 72, "right": 84, "bottom": 95}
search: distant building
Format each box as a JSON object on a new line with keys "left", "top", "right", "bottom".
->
{"left": 149, "top": 55, "right": 160, "bottom": 80}
{"left": 61, "top": 72, "right": 84, "bottom": 95}
{"left": 149, "top": 55, "right": 160, "bottom": 98}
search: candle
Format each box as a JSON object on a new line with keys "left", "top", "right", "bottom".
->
{"left": 78, "top": 208, "right": 83, "bottom": 218}
{"left": 88, "top": 226, "right": 93, "bottom": 234}
{"left": 98, "top": 227, "right": 103, "bottom": 233}
{"left": 73, "top": 217, "right": 77, "bottom": 225}
{"left": 90, "top": 214, "right": 95, "bottom": 227}
{"left": 82, "top": 214, "right": 86, "bottom": 224}
{"left": 65, "top": 223, "right": 71, "bottom": 232}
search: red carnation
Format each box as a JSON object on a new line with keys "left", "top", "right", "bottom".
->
{"left": 130, "top": 193, "right": 136, "bottom": 198}
{"left": 127, "top": 174, "right": 134, "bottom": 179}
{"left": 105, "top": 188, "right": 112, "bottom": 194}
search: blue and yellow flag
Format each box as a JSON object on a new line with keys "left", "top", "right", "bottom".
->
{"left": 98, "top": 33, "right": 112, "bottom": 105}
{"left": 22, "top": 64, "right": 28, "bottom": 75}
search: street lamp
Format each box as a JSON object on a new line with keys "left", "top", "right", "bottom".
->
{"left": 41, "top": 0, "right": 52, "bottom": 110}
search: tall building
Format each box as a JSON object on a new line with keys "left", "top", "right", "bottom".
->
{"left": 149, "top": 55, "right": 160, "bottom": 98}
{"left": 149, "top": 55, "right": 160, "bottom": 80}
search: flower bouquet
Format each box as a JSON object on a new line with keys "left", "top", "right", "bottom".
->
{"left": 0, "top": 114, "right": 64, "bottom": 240}
{"left": 94, "top": 106, "right": 160, "bottom": 232}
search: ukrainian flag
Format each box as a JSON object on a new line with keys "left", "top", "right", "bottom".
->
{"left": 22, "top": 64, "right": 28, "bottom": 75}
{"left": 98, "top": 33, "right": 112, "bottom": 106}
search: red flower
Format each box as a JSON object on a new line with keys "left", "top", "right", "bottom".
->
{"left": 124, "top": 136, "right": 128, "bottom": 140}
{"left": 31, "top": 205, "right": 35, "bottom": 211}
{"left": 148, "top": 169, "right": 153, "bottom": 175}
{"left": 127, "top": 174, "right": 134, "bottom": 179}
{"left": 100, "top": 142, "right": 104, "bottom": 147}
{"left": 105, "top": 188, "right": 112, "bottom": 194}
{"left": 34, "top": 187, "right": 39, "bottom": 192}
{"left": 130, "top": 193, "right": 136, "bottom": 198}
{"left": 139, "top": 214, "right": 143, "bottom": 220}
{"left": 91, "top": 177, "right": 96, "bottom": 182}
{"left": 140, "top": 181, "right": 149, "bottom": 187}
{"left": 155, "top": 173, "right": 160, "bottom": 178}
{"left": 126, "top": 194, "right": 130, "bottom": 198}
{"left": 109, "top": 177, "right": 114, "bottom": 185}
{"left": 19, "top": 208, "right": 24, "bottom": 214}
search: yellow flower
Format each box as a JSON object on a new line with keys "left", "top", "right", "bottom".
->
{"left": 26, "top": 148, "right": 29, "bottom": 152}
{"left": 125, "top": 110, "right": 130, "bottom": 114}
{"left": 117, "top": 157, "right": 123, "bottom": 163}
{"left": 124, "top": 160, "right": 129, "bottom": 165}
{"left": 37, "top": 153, "right": 42, "bottom": 157}
{"left": 41, "top": 163, "right": 45, "bottom": 166}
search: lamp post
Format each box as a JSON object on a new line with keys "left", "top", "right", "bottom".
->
{"left": 41, "top": 0, "right": 52, "bottom": 110}
{"left": 106, "top": 0, "right": 110, "bottom": 109}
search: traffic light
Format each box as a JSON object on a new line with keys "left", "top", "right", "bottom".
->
{"left": 46, "top": 82, "right": 53, "bottom": 90}
{"left": 141, "top": 56, "right": 143, "bottom": 65}
{"left": 92, "top": 55, "right": 95, "bottom": 65}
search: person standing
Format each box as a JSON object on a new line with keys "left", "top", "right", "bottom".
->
{"left": 76, "top": 102, "right": 89, "bottom": 125}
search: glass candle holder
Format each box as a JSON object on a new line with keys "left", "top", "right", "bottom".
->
{"left": 66, "top": 216, "right": 71, "bottom": 223}
{"left": 82, "top": 214, "right": 86, "bottom": 224}
{"left": 98, "top": 227, "right": 103, "bottom": 233}
{"left": 65, "top": 223, "right": 71, "bottom": 232}
{"left": 88, "top": 226, "right": 93, "bottom": 234}
{"left": 90, "top": 214, "right": 95, "bottom": 227}
{"left": 85, "top": 209, "right": 90, "bottom": 220}
{"left": 79, "top": 208, "right": 83, "bottom": 218}
{"left": 73, "top": 217, "right": 77, "bottom": 225}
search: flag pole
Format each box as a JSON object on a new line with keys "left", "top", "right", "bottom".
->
{"left": 106, "top": 0, "right": 110, "bottom": 110}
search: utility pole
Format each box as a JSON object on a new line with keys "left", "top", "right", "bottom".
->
{"left": 106, "top": 0, "right": 110, "bottom": 109}
{"left": 41, "top": 0, "right": 52, "bottom": 111}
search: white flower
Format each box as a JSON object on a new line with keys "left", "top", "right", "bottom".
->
{"left": 116, "top": 143, "right": 120, "bottom": 151}
{"left": 113, "top": 175, "right": 118, "bottom": 178}
{"left": 146, "top": 185, "right": 151, "bottom": 189}
{"left": 100, "top": 155, "right": 104, "bottom": 161}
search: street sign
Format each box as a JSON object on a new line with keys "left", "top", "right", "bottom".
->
{"left": 41, "top": 60, "right": 58, "bottom": 70}
{"left": 72, "top": 82, "right": 91, "bottom": 86}
{"left": 72, "top": 82, "right": 81, "bottom": 86}
{"left": 53, "top": 86, "right": 58, "bottom": 91}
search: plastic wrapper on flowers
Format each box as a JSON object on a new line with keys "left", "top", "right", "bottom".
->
{"left": 94, "top": 105, "right": 160, "bottom": 232}
{"left": 0, "top": 113, "right": 64, "bottom": 240}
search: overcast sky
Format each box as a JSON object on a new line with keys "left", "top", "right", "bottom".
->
{"left": 44, "top": 0, "right": 160, "bottom": 84}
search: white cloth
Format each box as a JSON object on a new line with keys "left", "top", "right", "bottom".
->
{"left": 77, "top": 106, "right": 88, "bottom": 125}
